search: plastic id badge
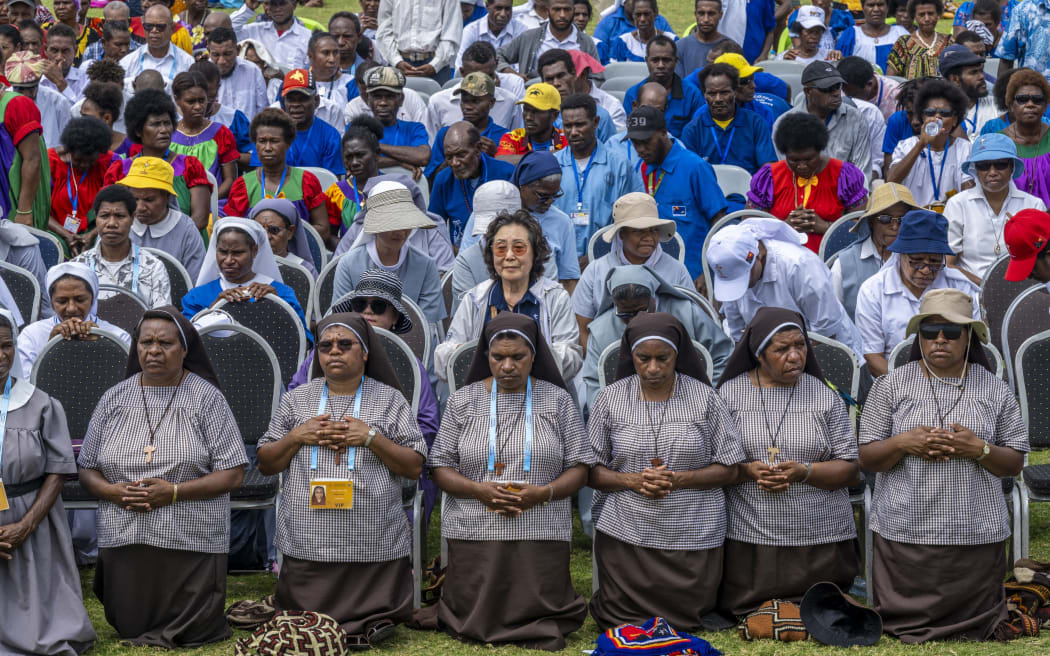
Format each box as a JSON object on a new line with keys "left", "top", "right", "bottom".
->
{"left": 309, "top": 479, "right": 353, "bottom": 509}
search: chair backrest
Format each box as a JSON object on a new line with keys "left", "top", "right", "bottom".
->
{"left": 299, "top": 221, "right": 329, "bottom": 273}
{"left": 404, "top": 76, "right": 441, "bottom": 96}
{"left": 777, "top": 73, "right": 801, "bottom": 100}
{"left": 758, "top": 60, "right": 808, "bottom": 77}
{"left": 96, "top": 284, "right": 148, "bottom": 335}
{"left": 606, "top": 88, "right": 626, "bottom": 104}
{"left": 311, "top": 254, "right": 343, "bottom": 319}
{"left": 808, "top": 332, "right": 860, "bottom": 408}
{"left": 713, "top": 164, "right": 752, "bottom": 199}
{"left": 30, "top": 327, "right": 130, "bottom": 439}
{"left": 373, "top": 327, "right": 421, "bottom": 416}
{"left": 587, "top": 225, "right": 686, "bottom": 263}
{"left": 142, "top": 247, "right": 193, "bottom": 307}
{"left": 25, "top": 226, "right": 65, "bottom": 269}
{"left": 819, "top": 211, "right": 863, "bottom": 262}
{"left": 330, "top": 291, "right": 431, "bottom": 363}
{"left": 446, "top": 341, "right": 477, "bottom": 395}
{"left": 442, "top": 76, "right": 463, "bottom": 90}
{"left": 673, "top": 285, "right": 721, "bottom": 324}
{"left": 889, "top": 335, "right": 1005, "bottom": 379}
{"left": 198, "top": 323, "right": 281, "bottom": 444}
{"left": 601, "top": 76, "right": 644, "bottom": 93}
{"left": 204, "top": 170, "right": 219, "bottom": 224}
{"left": 440, "top": 270, "right": 454, "bottom": 334}
{"left": 302, "top": 166, "right": 338, "bottom": 193}
{"left": 0, "top": 260, "right": 39, "bottom": 325}
{"left": 603, "top": 61, "right": 649, "bottom": 79}
{"left": 1015, "top": 329, "right": 1050, "bottom": 447}
{"left": 276, "top": 256, "right": 315, "bottom": 324}
{"left": 211, "top": 295, "right": 307, "bottom": 386}
{"left": 700, "top": 209, "right": 775, "bottom": 303}
{"left": 980, "top": 254, "right": 1038, "bottom": 343}
{"left": 1001, "top": 286, "right": 1050, "bottom": 387}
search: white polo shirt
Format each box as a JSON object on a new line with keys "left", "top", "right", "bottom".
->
{"left": 891, "top": 136, "right": 973, "bottom": 208}
{"left": 945, "top": 183, "right": 1047, "bottom": 280}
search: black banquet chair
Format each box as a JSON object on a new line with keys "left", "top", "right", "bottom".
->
{"left": 210, "top": 295, "right": 307, "bottom": 387}
{"left": 276, "top": 256, "right": 315, "bottom": 324}
{"left": 0, "top": 260, "right": 40, "bottom": 325}
{"left": 96, "top": 284, "right": 149, "bottom": 335}
{"left": 142, "top": 247, "right": 193, "bottom": 308}
{"left": 445, "top": 341, "right": 477, "bottom": 394}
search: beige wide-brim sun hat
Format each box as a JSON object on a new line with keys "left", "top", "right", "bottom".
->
{"left": 849, "top": 183, "right": 921, "bottom": 233}
{"left": 905, "top": 288, "right": 989, "bottom": 344}
{"left": 603, "top": 192, "right": 676, "bottom": 243}
{"left": 362, "top": 181, "right": 436, "bottom": 234}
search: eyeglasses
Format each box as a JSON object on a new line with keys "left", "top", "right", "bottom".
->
{"left": 904, "top": 255, "right": 945, "bottom": 272}
{"left": 317, "top": 339, "right": 359, "bottom": 353}
{"left": 492, "top": 241, "right": 529, "bottom": 257}
{"left": 349, "top": 297, "right": 390, "bottom": 315}
{"left": 615, "top": 309, "right": 643, "bottom": 322}
{"left": 874, "top": 214, "right": 904, "bottom": 226}
{"left": 918, "top": 322, "right": 964, "bottom": 341}
{"left": 142, "top": 22, "right": 168, "bottom": 33}
{"left": 973, "top": 160, "right": 1013, "bottom": 172}
{"left": 1014, "top": 94, "right": 1046, "bottom": 106}
{"left": 531, "top": 189, "right": 564, "bottom": 203}
{"left": 262, "top": 224, "right": 286, "bottom": 236}
{"left": 922, "top": 107, "right": 955, "bottom": 118}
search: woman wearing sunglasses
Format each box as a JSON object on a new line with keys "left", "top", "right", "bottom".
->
{"left": 436, "top": 209, "right": 582, "bottom": 385}
{"left": 250, "top": 198, "right": 318, "bottom": 278}
{"left": 999, "top": 69, "right": 1050, "bottom": 160}
{"left": 888, "top": 79, "right": 975, "bottom": 210}
{"left": 944, "top": 134, "right": 1047, "bottom": 282}
{"left": 855, "top": 210, "right": 980, "bottom": 378}
{"left": 860, "top": 289, "right": 1028, "bottom": 643}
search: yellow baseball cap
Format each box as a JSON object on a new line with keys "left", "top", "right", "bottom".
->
{"left": 517, "top": 83, "right": 561, "bottom": 111}
{"left": 714, "top": 53, "right": 763, "bottom": 78}
{"left": 118, "top": 157, "right": 177, "bottom": 196}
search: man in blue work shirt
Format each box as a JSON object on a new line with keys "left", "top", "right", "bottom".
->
{"left": 428, "top": 121, "right": 515, "bottom": 247}
{"left": 622, "top": 36, "right": 704, "bottom": 138}
{"left": 364, "top": 65, "right": 432, "bottom": 174}
{"left": 424, "top": 72, "right": 509, "bottom": 179}
{"left": 627, "top": 106, "right": 726, "bottom": 281}
{"left": 682, "top": 63, "right": 777, "bottom": 174}
{"left": 538, "top": 48, "right": 617, "bottom": 143}
{"left": 250, "top": 68, "right": 345, "bottom": 174}
{"left": 553, "top": 93, "right": 641, "bottom": 258}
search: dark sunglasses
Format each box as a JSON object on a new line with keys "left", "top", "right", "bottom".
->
{"left": 531, "top": 189, "right": 564, "bottom": 203}
{"left": 922, "top": 107, "right": 955, "bottom": 118}
{"left": 904, "top": 254, "right": 945, "bottom": 272}
{"left": 919, "top": 322, "right": 964, "bottom": 341}
{"left": 974, "top": 160, "right": 1013, "bottom": 172}
{"left": 615, "top": 309, "right": 642, "bottom": 322}
{"left": 874, "top": 214, "right": 904, "bottom": 226}
{"left": 1014, "top": 94, "right": 1046, "bottom": 106}
{"left": 317, "top": 338, "right": 359, "bottom": 353}
{"left": 142, "top": 22, "right": 168, "bottom": 33}
{"left": 350, "top": 297, "right": 390, "bottom": 314}
{"left": 262, "top": 224, "right": 286, "bottom": 236}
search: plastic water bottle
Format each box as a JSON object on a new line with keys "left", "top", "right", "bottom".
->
{"left": 924, "top": 119, "right": 942, "bottom": 138}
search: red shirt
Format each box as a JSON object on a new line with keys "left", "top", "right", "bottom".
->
{"left": 48, "top": 150, "right": 116, "bottom": 232}
{"left": 759, "top": 159, "right": 867, "bottom": 253}
{"left": 3, "top": 93, "right": 42, "bottom": 145}
{"left": 496, "top": 128, "right": 568, "bottom": 155}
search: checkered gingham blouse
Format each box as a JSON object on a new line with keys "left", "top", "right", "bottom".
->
{"left": 588, "top": 374, "right": 745, "bottom": 551}
{"left": 260, "top": 377, "right": 427, "bottom": 563}
{"left": 428, "top": 378, "right": 594, "bottom": 543}
{"left": 860, "top": 361, "right": 1029, "bottom": 546}
{"left": 719, "top": 372, "right": 858, "bottom": 547}
{"left": 78, "top": 373, "right": 248, "bottom": 554}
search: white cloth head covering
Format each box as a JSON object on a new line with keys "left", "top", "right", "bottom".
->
{"left": 0, "top": 218, "right": 39, "bottom": 261}
{"left": 0, "top": 308, "right": 36, "bottom": 411}
{"left": 46, "top": 261, "right": 100, "bottom": 322}
{"left": 196, "top": 217, "right": 284, "bottom": 287}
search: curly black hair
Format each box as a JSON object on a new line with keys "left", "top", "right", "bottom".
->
{"left": 250, "top": 107, "right": 297, "bottom": 144}
{"left": 92, "top": 184, "right": 136, "bottom": 218}
{"left": 83, "top": 82, "right": 124, "bottom": 122}
{"left": 906, "top": 0, "right": 943, "bottom": 17}
{"left": 85, "top": 58, "right": 125, "bottom": 84}
{"left": 124, "top": 88, "right": 177, "bottom": 144}
{"left": 773, "top": 112, "right": 829, "bottom": 154}
{"left": 482, "top": 209, "right": 551, "bottom": 285}
{"left": 342, "top": 114, "right": 383, "bottom": 152}
{"left": 914, "top": 77, "right": 969, "bottom": 124}
{"left": 61, "top": 116, "right": 113, "bottom": 156}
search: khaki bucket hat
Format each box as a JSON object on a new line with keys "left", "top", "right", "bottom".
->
{"left": 905, "top": 288, "right": 989, "bottom": 344}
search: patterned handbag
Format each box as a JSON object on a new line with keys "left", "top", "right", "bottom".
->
{"left": 738, "top": 600, "right": 809, "bottom": 641}
{"left": 234, "top": 611, "right": 348, "bottom": 656}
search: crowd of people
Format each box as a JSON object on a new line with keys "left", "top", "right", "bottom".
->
{"left": 1, "top": 0, "right": 1049, "bottom": 653}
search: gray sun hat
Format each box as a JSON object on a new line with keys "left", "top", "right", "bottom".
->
{"left": 362, "top": 181, "right": 435, "bottom": 234}
{"left": 330, "top": 269, "right": 413, "bottom": 334}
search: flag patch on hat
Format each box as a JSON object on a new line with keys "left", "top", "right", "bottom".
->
{"left": 746, "top": 251, "right": 754, "bottom": 263}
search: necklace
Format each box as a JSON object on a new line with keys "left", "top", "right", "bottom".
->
{"left": 914, "top": 31, "right": 937, "bottom": 52}
{"left": 923, "top": 365, "right": 965, "bottom": 429}
{"left": 640, "top": 375, "right": 675, "bottom": 467}
{"left": 756, "top": 369, "right": 798, "bottom": 464}
{"left": 493, "top": 386, "right": 527, "bottom": 478}
{"left": 139, "top": 370, "right": 186, "bottom": 463}
{"left": 325, "top": 392, "right": 361, "bottom": 466}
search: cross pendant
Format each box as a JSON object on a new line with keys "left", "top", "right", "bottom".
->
{"left": 766, "top": 446, "right": 779, "bottom": 465}
{"left": 334, "top": 450, "right": 341, "bottom": 466}
{"left": 495, "top": 462, "right": 506, "bottom": 477}
{"left": 143, "top": 445, "right": 157, "bottom": 464}
{"left": 650, "top": 458, "right": 663, "bottom": 467}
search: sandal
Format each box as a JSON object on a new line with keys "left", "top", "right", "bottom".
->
{"left": 345, "top": 633, "right": 370, "bottom": 651}
{"left": 366, "top": 619, "right": 396, "bottom": 646}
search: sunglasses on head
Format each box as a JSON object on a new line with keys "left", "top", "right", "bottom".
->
{"left": 922, "top": 107, "right": 955, "bottom": 118}
{"left": 1014, "top": 94, "right": 1046, "bottom": 106}
{"left": 349, "top": 297, "right": 390, "bottom": 314}
{"left": 142, "top": 22, "right": 168, "bottom": 33}
{"left": 919, "top": 322, "right": 964, "bottom": 341}
{"left": 317, "top": 338, "right": 359, "bottom": 353}
{"left": 973, "top": 160, "right": 1013, "bottom": 172}
{"left": 492, "top": 241, "right": 529, "bottom": 257}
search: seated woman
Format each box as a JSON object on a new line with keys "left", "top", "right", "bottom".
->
{"left": 607, "top": 0, "right": 677, "bottom": 62}
{"left": 331, "top": 182, "right": 445, "bottom": 325}
{"left": 250, "top": 198, "right": 318, "bottom": 278}
{"left": 326, "top": 116, "right": 382, "bottom": 240}
{"left": 885, "top": 0, "right": 951, "bottom": 79}
{"left": 860, "top": 289, "right": 1027, "bottom": 643}
{"left": 78, "top": 308, "right": 247, "bottom": 648}
{"left": 836, "top": 0, "right": 910, "bottom": 73}
{"left": 999, "top": 68, "right": 1050, "bottom": 160}
{"left": 0, "top": 308, "right": 97, "bottom": 655}
{"left": 436, "top": 209, "right": 581, "bottom": 383}
{"left": 169, "top": 71, "right": 240, "bottom": 201}
{"left": 223, "top": 108, "right": 330, "bottom": 247}
{"left": 748, "top": 113, "right": 868, "bottom": 253}
{"left": 588, "top": 313, "right": 742, "bottom": 631}
{"left": 888, "top": 78, "right": 974, "bottom": 211}
{"left": 422, "top": 313, "right": 591, "bottom": 651}
{"left": 17, "top": 262, "right": 131, "bottom": 372}
{"left": 181, "top": 218, "right": 310, "bottom": 339}
{"left": 716, "top": 307, "right": 860, "bottom": 617}
{"left": 831, "top": 183, "right": 920, "bottom": 320}
{"left": 103, "top": 89, "right": 212, "bottom": 232}
{"left": 79, "top": 81, "right": 130, "bottom": 157}
{"left": 257, "top": 313, "right": 426, "bottom": 648}
{"left": 856, "top": 210, "right": 979, "bottom": 378}
{"left": 47, "top": 117, "right": 117, "bottom": 256}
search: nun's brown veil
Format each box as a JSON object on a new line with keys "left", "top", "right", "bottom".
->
{"left": 125, "top": 306, "right": 222, "bottom": 390}
{"left": 463, "top": 312, "right": 567, "bottom": 390}
{"left": 716, "top": 307, "right": 825, "bottom": 388}
{"left": 310, "top": 312, "right": 405, "bottom": 397}
{"left": 613, "top": 312, "right": 712, "bottom": 386}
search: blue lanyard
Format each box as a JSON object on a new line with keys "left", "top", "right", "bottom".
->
{"left": 572, "top": 152, "right": 596, "bottom": 210}
{"left": 709, "top": 126, "right": 736, "bottom": 165}
{"left": 139, "top": 47, "right": 178, "bottom": 80}
{"left": 926, "top": 138, "right": 952, "bottom": 201}
{"left": 66, "top": 166, "right": 90, "bottom": 219}
{"left": 964, "top": 103, "right": 979, "bottom": 134}
{"left": 0, "top": 376, "right": 14, "bottom": 480}
{"left": 348, "top": 177, "right": 361, "bottom": 205}
{"left": 875, "top": 79, "right": 884, "bottom": 108}
{"left": 261, "top": 166, "right": 288, "bottom": 199}
{"left": 310, "top": 379, "right": 364, "bottom": 472}
{"left": 88, "top": 244, "right": 141, "bottom": 292}
{"left": 487, "top": 376, "right": 533, "bottom": 473}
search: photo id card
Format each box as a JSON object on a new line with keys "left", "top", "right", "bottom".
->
{"left": 309, "top": 479, "right": 353, "bottom": 510}
{"left": 0, "top": 480, "right": 8, "bottom": 512}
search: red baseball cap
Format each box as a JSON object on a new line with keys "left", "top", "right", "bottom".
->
{"left": 568, "top": 49, "right": 604, "bottom": 76}
{"left": 1004, "top": 209, "right": 1050, "bottom": 281}
{"left": 281, "top": 69, "right": 316, "bottom": 97}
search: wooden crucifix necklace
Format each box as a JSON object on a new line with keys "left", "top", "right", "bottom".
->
{"left": 641, "top": 374, "right": 675, "bottom": 467}
{"left": 756, "top": 369, "right": 797, "bottom": 465}
{"left": 139, "top": 370, "right": 186, "bottom": 463}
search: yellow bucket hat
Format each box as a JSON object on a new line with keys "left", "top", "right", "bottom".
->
{"left": 119, "top": 157, "right": 176, "bottom": 196}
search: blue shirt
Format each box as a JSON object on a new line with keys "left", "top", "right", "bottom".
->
{"left": 229, "top": 109, "right": 251, "bottom": 154}
{"left": 606, "top": 131, "right": 685, "bottom": 172}
{"left": 684, "top": 69, "right": 788, "bottom": 102}
{"left": 681, "top": 106, "right": 777, "bottom": 175}
{"left": 553, "top": 141, "right": 643, "bottom": 256}
{"left": 427, "top": 154, "right": 515, "bottom": 248}
{"left": 250, "top": 116, "right": 344, "bottom": 175}
{"left": 485, "top": 283, "right": 541, "bottom": 325}
{"left": 645, "top": 142, "right": 727, "bottom": 279}
{"left": 750, "top": 92, "right": 790, "bottom": 122}
{"left": 622, "top": 75, "right": 704, "bottom": 139}
{"left": 882, "top": 110, "right": 914, "bottom": 154}
{"left": 996, "top": 0, "right": 1050, "bottom": 80}
{"left": 739, "top": 0, "right": 778, "bottom": 63}
{"left": 424, "top": 118, "right": 509, "bottom": 179}
{"left": 379, "top": 119, "right": 430, "bottom": 148}
{"left": 459, "top": 206, "right": 582, "bottom": 280}
{"left": 593, "top": 6, "right": 675, "bottom": 43}
{"left": 553, "top": 104, "right": 616, "bottom": 144}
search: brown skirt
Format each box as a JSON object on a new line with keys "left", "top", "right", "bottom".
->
{"left": 873, "top": 534, "right": 1008, "bottom": 644}
{"left": 94, "top": 545, "right": 231, "bottom": 648}
{"left": 275, "top": 555, "right": 413, "bottom": 636}
{"left": 413, "top": 539, "right": 586, "bottom": 651}
{"left": 590, "top": 531, "right": 723, "bottom": 633}
{"left": 718, "top": 538, "right": 860, "bottom": 618}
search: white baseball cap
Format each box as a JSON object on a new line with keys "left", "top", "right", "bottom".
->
{"left": 472, "top": 180, "right": 522, "bottom": 236}
{"left": 707, "top": 223, "right": 761, "bottom": 302}
{"left": 791, "top": 5, "right": 827, "bottom": 32}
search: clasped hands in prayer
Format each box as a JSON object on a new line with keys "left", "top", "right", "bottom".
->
{"left": 785, "top": 207, "right": 830, "bottom": 235}
{"left": 895, "top": 424, "right": 986, "bottom": 462}
{"left": 743, "top": 460, "right": 810, "bottom": 492}
{"left": 214, "top": 283, "right": 277, "bottom": 305}
{"left": 108, "top": 478, "right": 175, "bottom": 512}
{"left": 293, "top": 413, "right": 376, "bottom": 453}
{"left": 474, "top": 480, "right": 549, "bottom": 517}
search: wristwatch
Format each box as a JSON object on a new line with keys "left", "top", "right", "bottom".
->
{"left": 365, "top": 428, "right": 376, "bottom": 448}
{"left": 976, "top": 440, "right": 991, "bottom": 462}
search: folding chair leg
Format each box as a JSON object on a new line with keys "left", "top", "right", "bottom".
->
{"left": 439, "top": 492, "right": 448, "bottom": 567}
{"left": 412, "top": 489, "right": 423, "bottom": 609}
{"left": 1011, "top": 486, "right": 1021, "bottom": 564}
{"left": 1020, "top": 483, "right": 1031, "bottom": 560}
{"left": 591, "top": 532, "right": 599, "bottom": 595}
{"left": 864, "top": 486, "right": 873, "bottom": 608}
